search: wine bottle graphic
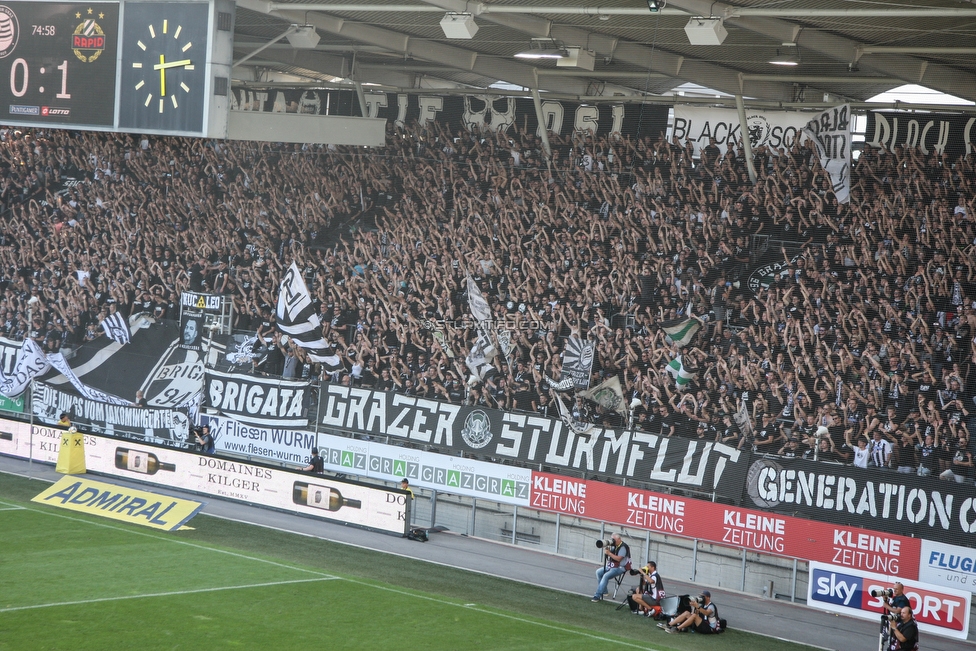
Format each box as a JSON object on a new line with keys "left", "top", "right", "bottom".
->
{"left": 293, "top": 482, "right": 362, "bottom": 511}
{"left": 115, "top": 448, "right": 176, "bottom": 475}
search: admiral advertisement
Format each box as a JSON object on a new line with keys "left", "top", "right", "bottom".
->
{"left": 31, "top": 382, "right": 190, "bottom": 446}
{"left": 865, "top": 111, "right": 976, "bottom": 160}
{"left": 530, "top": 472, "right": 921, "bottom": 578}
{"left": 204, "top": 369, "right": 312, "bottom": 428}
{"left": 204, "top": 414, "right": 532, "bottom": 505}
{"left": 320, "top": 385, "right": 748, "bottom": 502}
{"left": 670, "top": 106, "right": 810, "bottom": 157}
{"left": 744, "top": 456, "right": 976, "bottom": 547}
{"left": 807, "top": 561, "right": 971, "bottom": 640}
{"left": 230, "top": 88, "right": 670, "bottom": 140}
{"left": 79, "top": 433, "right": 409, "bottom": 536}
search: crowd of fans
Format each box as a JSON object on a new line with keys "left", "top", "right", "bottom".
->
{"left": 1, "top": 115, "right": 976, "bottom": 482}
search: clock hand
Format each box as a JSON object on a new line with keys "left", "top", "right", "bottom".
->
{"left": 153, "top": 59, "right": 192, "bottom": 71}
{"left": 159, "top": 55, "right": 165, "bottom": 97}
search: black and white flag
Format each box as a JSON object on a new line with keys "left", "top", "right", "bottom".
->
{"left": 802, "top": 104, "right": 851, "bottom": 204}
{"left": 276, "top": 262, "right": 342, "bottom": 372}
{"left": 101, "top": 312, "right": 131, "bottom": 345}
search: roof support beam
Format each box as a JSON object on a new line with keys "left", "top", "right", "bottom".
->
{"left": 237, "top": 0, "right": 600, "bottom": 97}
{"left": 268, "top": 3, "right": 976, "bottom": 18}
{"left": 666, "top": 0, "right": 976, "bottom": 103}
{"left": 416, "top": 0, "right": 798, "bottom": 102}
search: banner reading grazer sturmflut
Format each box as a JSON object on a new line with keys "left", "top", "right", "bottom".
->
{"left": 319, "top": 385, "right": 747, "bottom": 502}
{"left": 204, "top": 369, "right": 312, "bottom": 428}
{"left": 31, "top": 382, "right": 190, "bottom": 446}
{"left": 744, "top": 456, "right": 976, "bottom": 547}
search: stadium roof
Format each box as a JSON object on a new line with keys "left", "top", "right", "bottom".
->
{"left": 231, "top": 0, "right": 976, "bottom": 107}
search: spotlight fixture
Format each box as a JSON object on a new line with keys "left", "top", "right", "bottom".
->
{"left": 440, "top": 12, "right": 478, "bottom": 39}
{"left": 515, "top": 38, "right": 569, "bottom": 59}
{"left": 684, "top": 17, "right": 727, "bottom": 45}
{"left": 770, "top": 43, "right": 799, "bottom": 66}
{"left": 556, "top": 47, "right": 595, "bottom": 70}
{"left": 285, "top": 25, "right": 320, "bottom": 49}
{"left": 647, "top": 0, "right": 666, "bottom": 13}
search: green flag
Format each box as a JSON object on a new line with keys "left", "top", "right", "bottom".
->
{"left": 660, "top": 316, "right": 701, "bottom": 347}
{"left": 665, "top": 355, "right": 697, "bottom": 387}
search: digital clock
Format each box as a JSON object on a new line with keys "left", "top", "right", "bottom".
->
{"left": 0, "top": 2, "right": 118, "bottom": 127}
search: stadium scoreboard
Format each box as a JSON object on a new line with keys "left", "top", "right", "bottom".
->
{"left": 0, "top": 0, "right": 233, "bottom": 137}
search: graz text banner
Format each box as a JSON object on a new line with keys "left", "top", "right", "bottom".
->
{"left": 320, "top": 385, "right": 747, "bottom": 502}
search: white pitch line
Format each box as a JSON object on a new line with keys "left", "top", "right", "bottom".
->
{"left": 0, "top": 506, "right": 24, "bottom": 511}
{"left": 337, "top": 576, "right": 660, "bottom": 650}
{"left": 0, "top": 577, "right": 336, "bottom": 614}
{"left": 7, "top": 501, "right": 334, "bottom": 579}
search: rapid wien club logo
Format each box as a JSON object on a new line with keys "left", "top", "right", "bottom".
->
{"left": 72, "top": 9, "right": 106, "bottom": 63}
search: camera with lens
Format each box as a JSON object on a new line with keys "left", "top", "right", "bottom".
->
{"left": 881, "top": 613, "right": 899, "bottom": 622}
{"left": 595, "top": 539, "right": 611, "bottom": 549}
{"left": 870, "top": 588, "right": 895, "bottom": 599}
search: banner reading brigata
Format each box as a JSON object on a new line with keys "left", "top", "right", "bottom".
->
{"left": 530, "top": 472, "right": 920, "bottom": 577}
{"left": 204, "top": 369, "right": 312, "bottom": 428}
{"left": 321, "top": 385, "right": 747, "bottom": 501}
{"left": 808, "top": 561, "right": 970, "bottom": 640}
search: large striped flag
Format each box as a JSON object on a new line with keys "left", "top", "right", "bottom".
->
{"left": 276, "top": 262, "right": 342, "bottom": 373}
{"left": 100, "top": 311, "right": 131, "bottom": 345}
{"left": 665, "top": 355, "right": 697, "bottom": 387}
{"left": 660, "top": 315, "right": 701, "bottom": 347}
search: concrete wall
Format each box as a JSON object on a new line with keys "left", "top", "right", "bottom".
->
{"left": 408, "top": 487, "right": 809, "bottom": 601}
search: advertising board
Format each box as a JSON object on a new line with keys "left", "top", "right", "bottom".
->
{"left": 807, "top": 561, "right": 970, "bottom": 640}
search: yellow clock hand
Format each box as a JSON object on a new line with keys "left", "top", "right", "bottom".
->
{"left": 159, "top": 55, "right": 165, "bottom": 97}
{"left": 153, "top": 59, "right": 192, "bottom": 70}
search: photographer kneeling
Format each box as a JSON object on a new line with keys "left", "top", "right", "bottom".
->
{"left": 662, "top": 591, "right": 719, "bottom": 634}
{"left": 628, "top": 561, "right": 665, "bottom": 616}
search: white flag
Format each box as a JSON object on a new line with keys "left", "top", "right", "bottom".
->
{"left": 466, "top": 276, "right": 492, "bottom": 324}
{"left": 802, "top": 104, "right": 851, "bottom": 204}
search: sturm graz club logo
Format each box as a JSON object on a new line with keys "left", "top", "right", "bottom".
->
{"left": 0, "top": 6, "right": 19, "bottom": 59}
{"left": 746, "top": 458, "right": 783, "bottom": 508}
{"left": 746, "top": 114, "right": 772, "bottom": 149}
{"left": 460, "top": 410, "right": 492, "bottom": 449}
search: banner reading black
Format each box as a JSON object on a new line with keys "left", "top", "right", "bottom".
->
{"left": 743, "top": 456, "right": 976, "bottom": 547}
{"left": 319, "top": 384, "right": 747, "bottom": 502}
{"left": 205, "top": 368, "right": 312, "bottom": 428}
{"left": 864, "top": 111, "right": 976, "bottom": 161}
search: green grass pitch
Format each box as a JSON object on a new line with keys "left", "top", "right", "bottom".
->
{"left": 0, "top": 472, "right": 817, "bottom": 651}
